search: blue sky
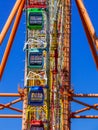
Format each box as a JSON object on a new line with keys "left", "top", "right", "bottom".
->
{"left": 0, "top": 0, "right": 98, "bottom": 130}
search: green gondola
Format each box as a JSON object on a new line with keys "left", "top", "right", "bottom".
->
{"left": 27, "top": 8, "right": 44, "bottom": 30}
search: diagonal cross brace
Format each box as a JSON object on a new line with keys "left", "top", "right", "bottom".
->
{"left": 0, "top": 97, "right": 23, "bottom": 113}
{"left": 75, "top": 0, "right": 98, "bottom": 69}
{"left": 0, "top": 0, "right": 25, "bottom": 79}
{"left": 0, "top": 0, "right": 22, "bottom": 44}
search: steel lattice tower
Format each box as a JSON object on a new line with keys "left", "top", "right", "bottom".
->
{"left": 0, "top": 0, "right": 98, "bottom": 130}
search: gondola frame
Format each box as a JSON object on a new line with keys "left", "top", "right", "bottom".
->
{"left": 28, "top": 86, "right": 44, "bottom": 106}
{"left": 27, "top": 8, "right": 44, "bottom": 30}
{"left": 28, "top": 49, "right": 44, "bottom": 69}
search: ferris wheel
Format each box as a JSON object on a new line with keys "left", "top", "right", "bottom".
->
{"left": 0, "top": 0, "right": 71, "bottom": 129}
{"left": 1, "top": 0, "right": 98, "bottom": 130}
{"left": 22, "top": 0, "right": 71, "bottom": 129}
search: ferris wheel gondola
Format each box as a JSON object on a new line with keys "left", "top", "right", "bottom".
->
{"left": 27, "top": 8, "right": 44, "bottom": 30}
{"left": 30, "top": 120, "right": 44, "bottom": 130}
{"left": 28, "top": 49, "right": 44, "bottom": 69}
{"left": 28, "top": 86, "right": 44, "bottom": 106}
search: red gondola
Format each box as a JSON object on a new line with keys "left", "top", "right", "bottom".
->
{"left": 30, "top": 120, "right": 44, "bottom": 130}
{"left": 27, "top": 0, "right": 46, "bottom": 8}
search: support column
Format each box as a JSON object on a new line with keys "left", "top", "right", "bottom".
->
{"left": 22, "top": 88, "right": 28, "bottom": 130}
{"left": 62, "top": 0, "right": 71, "bottom": 130}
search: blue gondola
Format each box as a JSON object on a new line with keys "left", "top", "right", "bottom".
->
{"left": 28, "top": 49, "right": 44, "bottom": 69}
{"left": 28, "top": 86, "right": 44, "bottom": 106}
{"left": 30, "top": 120, "right": 44, "bottom": 130}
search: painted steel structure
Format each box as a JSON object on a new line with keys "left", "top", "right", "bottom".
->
{"left": 0, "top": 0, "right": 98, "bottom": 130}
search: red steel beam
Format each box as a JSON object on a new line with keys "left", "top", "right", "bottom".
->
{"left": 0, "top": 93, "right": 21, "bottom": 97}
{"left": 0, "top": 115, "right": 22, "bottom": 118}
{"left": 0, "top": 104, "right": 22, "bottom": 113}
{"left": 71, "top": 107, "right": 90, "bottom": 115}
{"left": 75, "top": 0, "right": 98, "bottom": 69}
{"left": 75, "top": 0, "right": 98, "bottom": 48}
{"left": 73, "top": 93, "right": 98, "bottom": 97}
{"left": 73, "top": 98, "right": 98, "bottom": 110}
{"left": 0, "top": 98, "right": 22, "bottom": 109}
{"left": 0, "top": 0, "right": 25, "bottom": 79}
{"left": 71, "top": 115, "right": 98, "bottom": 119}
{"left": 0, "top": 0, "right": 22, "bottom": 44}
{"left": 71, "top": 103, "right": 98, "bottom": 115}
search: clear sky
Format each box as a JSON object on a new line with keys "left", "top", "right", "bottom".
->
{"left": 0, "top": 0, "right": 98, "bottom": 130}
